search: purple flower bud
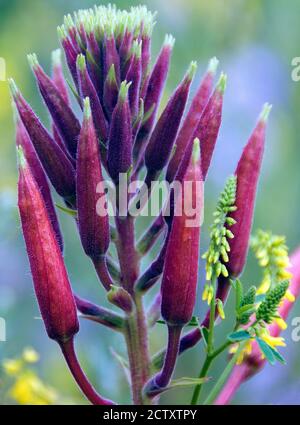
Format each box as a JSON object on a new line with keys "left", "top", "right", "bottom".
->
{"left": 17, "top": 147, "right": 79, "bottom": 343}
{"left": 10, "top": 79, "right": 76, "bottom": 203}
{"left": 108, "top": 81, "right": 133, "bottom": 183}
{"left": 103, "top": 64, "right": 119, "bottom": 117}
{"left": 161, "top": 139, "right": 202, "bottom": 326}
{"left": 77, "top": 98, "right": 110, "bottom": 262}
{"left": 166, "top": 57, "right": 218, "bottom": 183}
{"left": 16, "top": 117, "right": 63, "bottom": 251}
{"left": 77, "top": 54, "right": 108, "bottom": 142}
{"left": 104, "top": 34, "right": 120, "bottom": 84}
{"left": 28, "top": 54, "right": 81, "bottom": 158}
{"left": 194, "top": 72, "right": 227, "bottom": 179}
{"left": 51, "top": 49, "right": 70, "bottom": 104}
{"left": 145, "top": 61, "right": 197, "bottom": 175}
{"left": 58, "top": 26, "right": 80, "bottom": 92}
{"left": 227, "top": 104, "right": 271, "bottom": 277}
{"left": 119, "top": 29, "right": 134, "bottom": 78}
{"left": 135, "top": 35, "right": 174, "bottom": 155}
{"left": 126, "top": 41, "right": 142, "bottom": 119}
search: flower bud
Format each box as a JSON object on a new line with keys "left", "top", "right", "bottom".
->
{"left": 126, "top": 41, "right": 142, "bottom": 119}
{"left": 77, "top": 98, "right": 110, "bottom": 261}
{"left": 161, "top": 139, "right": 203, "bottom": 326}
{"left": 16, "top": 117, "right": 63, "bottom": 251}
{"left": 77, "top": 54, "right": 108, "bottom": 142}
{"left": 10, "top": 79, "right": 76, "bottom": 204}
{"left": 166, "top": 57, "right": 218, "bottom": 183}
{"left": 227, "top": 103, "right": 271, "bottom": 277}
{"left": 58, "top": 26, "right": 80, "bottom": 92}
{"left": 135, "top": 35, "right": 174, "bottom": 153}
{"left": 103, "top": 64, "right": 119, "bottom": 117}
{"left": 107, "top": 81, "right": 133, "bottom": 183}
{"left": 194, "top": 72, "right": 227, "bottom": 179}
{"left": 145, "top": 61, "right": 197, "bottom": 175}
{"left": 107, "top": 286, "right": 134, "bottom": 314}
{"left": 28, "top": 54, "right": 81, "bottom": 158}
{"left": 17, "top": 147, "right": 79, "bottom": 342}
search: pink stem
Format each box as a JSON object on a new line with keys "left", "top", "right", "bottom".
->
{"left": 214, "top": 364, "right": 250, "bottom": 405}
{"left": 93, "top": 256, "right": 114, "bottom": 291}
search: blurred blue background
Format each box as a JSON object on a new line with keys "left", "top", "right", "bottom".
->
{"left": 1, "top": 0, "right": 300, "bottom": 405}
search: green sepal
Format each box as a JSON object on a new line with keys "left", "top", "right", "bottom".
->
{"left": 227, "top": 330, "right": 252, "bottom": 342}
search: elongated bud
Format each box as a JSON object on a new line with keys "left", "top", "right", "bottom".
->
{"left": 227, "top": 103, "right": 271, "bottom": 277}
{"left": 104, "top": 34, "right": 120, "bottom": 84}
{"left": 28, "top": 54, "right": 81, "bottom": 158}
{"left": 193, "top": 72, "right": 227, "bottom": 179}
{"left": 145, "top": 61, "right": 197, "bottom": 174}
{"left": 58, "top": 26, "right": 80, "bottom": 92}
{"left": 76, "top": 54, "right": 108, "bottom": 142}
{"left": 17, "top": 147, "right": 79, "bottom": 342}
{"left": 126, "top": 41, "right": 142, "bottom": 119}
{"left": 103, "top": 64, "right": 119, "bottom": 117}
{"left": 10, "top": 79, "right": 76, "bottom": 203}
{"left": 138, "top": 35, "right": 174, "bottom": 139}
{"left": 77, "top": 98, "right": 110, "bottom": 261}
{"left": 107, "top": 286, "right": 133, "bottom": 314}
{"left": 16, "top": 117, "right": 63, "bottom": 251}
{"left": 108, "top": 81, "right": 133, "bottom": 183}
{"left": 51, "top": 49, "right": 69, "bottom": 104}
{"left": 166, "top": 57, "right": 218, "bottom": 182}
{"left": 161, "top": 138, "right": 203, "bottom": 326}
{"left": 145, "top": 139, "right": 203, "bottom": 397}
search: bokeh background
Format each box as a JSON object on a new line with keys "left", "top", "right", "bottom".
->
{"left": 1, "top": 0, "right": 300, "bottom": 405}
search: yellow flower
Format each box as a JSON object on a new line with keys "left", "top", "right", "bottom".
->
{"left": 259, "top": 329, "right": 286, "bottom": 349}
{"left": 229, "top": 340, "right": 253, "bottom": 365}
{"left": 3, "top": 359, "right": 22, "bottom": 376}
{"left": 202, "top": 284, "right": 213, "bottom": 305}
{"left": 9, "top": 371, "right": 57, "bottom": 405}
{"left": 285, "top": 289, "right": 295, "bottom": 303}
{"left": 257, "top": 275, "right": 271, "bottom": 295}
{"left": 23, "top": 348, "right": 40, "bottom": 363}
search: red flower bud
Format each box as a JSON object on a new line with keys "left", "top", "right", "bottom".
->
{"left": 28, "top": 54, "right": 81, "bottom": 158}
{"left": 10, "top": 79, "right": 76, "bottom": 204}
{"left": 194, "top": 72, "right": 227, "bottom": 179}
{"left": 77, "top": 98, "right": 110, "bottom": 262}
{"left": 17, "top": 147, "right": 79, "bottom": 342}
{"left": 166, "top": 57, "right": 218, "bottom": 183}
{"left": 108, "top": 81, "right": 133, "bottom": 183}
{"left": 16, "top": 117, "right": 63, "bottom": 251}
{"left": 161, "top": 138, "right": 203, "bottom": 326}
{"left": 228, "top": 104, "right": 271, "bottom": 278}
{"left": 103, "top": 64, "right": 119, "bottom": 117}
{"left": 126, "top": 41, "right": 142, "bottom": 119}
{"left": 145, "top": 61, "right": 197, "bottom": 175}
{"left": 77, "top": 54, "right": 108, "bottom": 142}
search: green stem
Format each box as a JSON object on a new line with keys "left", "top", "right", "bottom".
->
{"left": 207, "top": 278, "right": 217, "bottom": 355}
{"left": 203, "top": 341, "right": 247, "bottom": 405}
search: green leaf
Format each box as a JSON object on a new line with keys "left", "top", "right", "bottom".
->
{"left": 256, "top": 337, "right": 276, "bottom": 365}
{"left": 200, "top": 326, "right": 209, "bottom": 348}
{"left": 227, "top": 330, "right": 251, "bottom": 342}
{"left": 56, "top": 204, "right": 77, "bottom": 217}
{"left": 237, "top": 304, "right": 256, "bottom": 316}
{"left": 267, "top": 345, "right": 286, "bottom": 365}
{"left": 156, "top": 377, "right": 210, "bottom": 395}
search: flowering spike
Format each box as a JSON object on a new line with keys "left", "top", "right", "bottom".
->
{"left": 166, "top": 56, "right": 218, "bottom": 182}
{"left": 145, "top": 61, "right": 196, "bottom": 175}
{"left": 77, "top": 98, "right": 110, "bottom": 275}
{"left": 76, "top": 54, "right": 108, "bottom": 142}
{"left": 28, "top": 53, "right": 81, "bottom": 158}
{"left": 16, "top": 116, "right": 63, "bottom": 251}
{"left": 108, "top": 81, "right": 133, "bottom": 183}
{"left": 10, "top": 79, "right": 76, "bottom": 203}
{"left": 227, "top": 104, "right": 270, "bottom": 277}
{"left": 18, "top": 146, "right": 79, "bottom": 342}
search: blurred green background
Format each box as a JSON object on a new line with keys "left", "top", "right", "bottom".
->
{"left": 1, "top": 0, "right": 300, "bottom": 405}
